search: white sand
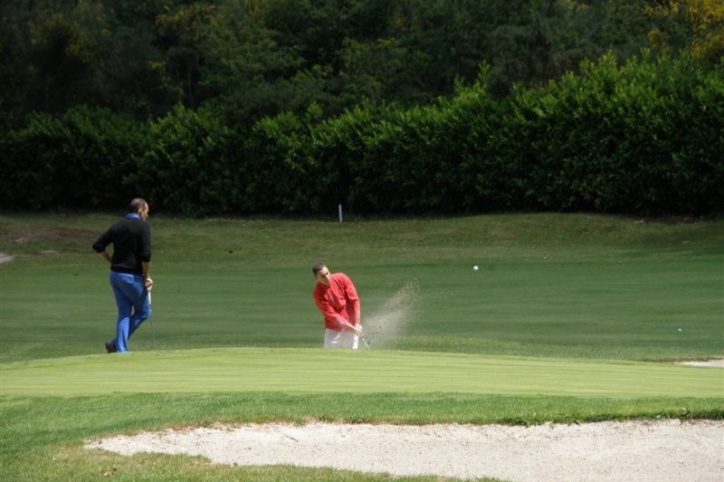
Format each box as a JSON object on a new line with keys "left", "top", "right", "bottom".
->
{"left": 87, "top": 419, "right": 724, "bottom": 482}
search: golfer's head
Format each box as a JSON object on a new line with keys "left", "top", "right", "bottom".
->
{"left": 313, "top": 263, "right": 331, "bottom": 286}
{"left": 130, "top": 198, "right": 150, "bottom": 220}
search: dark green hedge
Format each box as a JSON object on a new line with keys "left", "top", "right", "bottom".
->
{"left": 1, "top": 106, "right": 148, "bottom": 210}
{"left": 509, "top": 52, "right": 724, "bottom": 214}
{"left": 2, "top": 52, "right": 722, "bottom": 216}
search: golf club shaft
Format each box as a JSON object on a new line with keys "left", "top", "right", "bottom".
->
{"left": 148, "top": 290, "right": 155, "bottom": 347}
{"left": 338, "top": 319, "right": 369, "bottom": 348}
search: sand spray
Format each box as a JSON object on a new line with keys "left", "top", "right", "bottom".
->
{"left": 362, "top": 279, "right": 420, "bottom": 348}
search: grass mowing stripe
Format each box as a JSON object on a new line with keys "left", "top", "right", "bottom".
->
{"left": 2, "top": 348, "right": 721, "bottom": 398}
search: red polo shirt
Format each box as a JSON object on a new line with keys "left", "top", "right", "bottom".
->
{"left": 313, "top": 272, "right": 360, "bottom": 331}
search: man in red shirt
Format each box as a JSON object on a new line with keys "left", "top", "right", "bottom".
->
{"left": 312, "top": 263, "right": 363, "bottom": 349}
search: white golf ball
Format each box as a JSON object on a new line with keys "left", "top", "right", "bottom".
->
{"left": 473, "top": 265, "right": 479, "bottom": 271}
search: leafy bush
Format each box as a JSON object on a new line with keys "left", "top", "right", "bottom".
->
{"left": 308, "top": 89, "right": 513, "bottom": 215}
{"left": 134, "top": 104, "right": 239, "bottom": 216}
{"left": 241, "top": 109, "right": 322, "bottom": 215}
{"left": 3, "top": 52, "right": 722, "bottom": 217}
{"left": 0, "top": 106, "right": 146, "bottom": 209}
{"left": 507, "top": 51, "right": 724, "bottom": 215}
{"left": 0, "top": 112, "right": 60, "bottom": 209}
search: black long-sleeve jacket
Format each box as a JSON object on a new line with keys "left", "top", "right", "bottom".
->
{"left": 92, "top": 216, "right": 151, "bottom": 275}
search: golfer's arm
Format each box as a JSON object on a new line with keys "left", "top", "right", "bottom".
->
{"left": 351, "top": 301, "right": 360, "bottom": 324}
{"left": 314, "top": 297, "right": 343, "bottom": 326}
{"left": 141, "top": 262, "right": 154, "bottom": 290}
{"left": 98, "top": 251, "right": 112, "bottom": 264}
{"left": 317, "top": 304, "right": 338, "bottom": 322}
{"left": 347, "top": 285, "right": 361, "bottom": 324}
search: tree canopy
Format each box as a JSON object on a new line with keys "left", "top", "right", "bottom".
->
{"left": 2, "top": 0, "right": 719, "bottom": 123}
{"left": 2, "top": 1, "right": 721, "bottom": 217}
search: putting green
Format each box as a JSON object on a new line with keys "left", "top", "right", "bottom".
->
{"left": 1, "top": 348, "right": 721, "bottom": 398}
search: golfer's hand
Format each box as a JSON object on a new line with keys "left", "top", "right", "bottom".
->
{"left": 144, "top": 277, "right": 154, "bottom": 291}
{"left": 352, "top": 324, "right": 363, "bottom": 336}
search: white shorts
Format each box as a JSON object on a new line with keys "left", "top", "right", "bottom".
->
{"left": 324, "top": 329, "right": 359, "bottom": 349}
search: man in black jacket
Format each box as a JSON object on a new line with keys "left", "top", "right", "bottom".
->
{"left": 93, "top": 198, "right": 154, "bottom": 353}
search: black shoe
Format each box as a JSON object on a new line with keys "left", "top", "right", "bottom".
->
{"left": 105, "top": 341, "right": 116, "bottom": 353}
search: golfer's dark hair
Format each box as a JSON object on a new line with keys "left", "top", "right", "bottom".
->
{"left": 312, "top": 263, "right": 327, "bottom": 275}
{"left": 129, "top": 198, "right": 147, "bottom": 213}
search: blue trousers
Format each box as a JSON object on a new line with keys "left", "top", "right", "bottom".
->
{"left": 109, "top": 271, "right": 151, "bottom": 352}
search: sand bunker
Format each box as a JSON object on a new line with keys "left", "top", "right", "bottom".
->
{"left": 87, "top": 419, "right": 723, "bottom": 482}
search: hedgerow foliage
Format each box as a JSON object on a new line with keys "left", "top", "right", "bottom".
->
{"left": 2, "top": 52, "right": 722, "bottom": 216}
{"left": 0, "top": 106, "right": 147, "bottom": 209}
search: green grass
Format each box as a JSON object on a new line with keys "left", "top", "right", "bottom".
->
{"left": 1, "top": 212, "right": 723, "bottom": 482}
{"left": 3, "top": 348, "right": 721, "bottom": 398}
{"left": 1, "top": 213, "right": 722, "bottom": 361}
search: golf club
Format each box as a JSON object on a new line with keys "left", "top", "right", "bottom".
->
{"left": 148, "top": 290, "right": 155, "bottom": 347}
{"left": 339, "top": 319, "right": 370, "bottom": 349}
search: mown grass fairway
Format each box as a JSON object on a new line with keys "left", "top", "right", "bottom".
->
{"left": 1, "top": 213, "right": 722, "bottom": 361}
{"left": 0, "top": 213, "right": 722, "bottom": 482}
{"left": 2, "top": 348, "right": 722, "bottom": 398}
